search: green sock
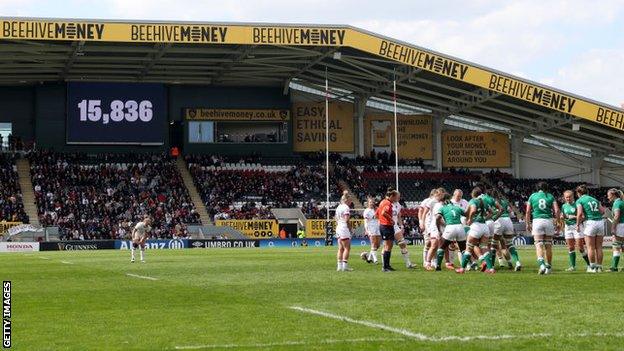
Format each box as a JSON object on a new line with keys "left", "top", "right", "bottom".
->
{"left": 509, "top": 246, "right": 520, "bottom": 263}
{"left": 489, "top": 249, "right": 496, "bottom": 267}
{"left": 537, "top": 257, "right": 545, "bottom": 267}
{"left": 612, "top": 254, "right": 620, "bottom": 269}
{"left": 568, "top": 251, "right": 576, "bottom": 268}
{"left": 461, "top": 252, "right": 471, "bottom": 269}
{"left": 582, "top": 253, "right": 590, "bottom": 266}
{"left": 481, "top": 252, "right": 493, "bottom": 269}
{"left": 436, "top": 249, "right": 444, "bottom": 268}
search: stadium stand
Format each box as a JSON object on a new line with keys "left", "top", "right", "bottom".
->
{"left": 185, "top": 154, "right": 335, "bottom": 221}
{"left": 0, "top": 153, "right": 29, "bottom": 223}
{"left": 29, "top": 151, "right": 201, "bottom": 240}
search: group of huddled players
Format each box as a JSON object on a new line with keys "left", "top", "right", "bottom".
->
{"left": 334, "top": 182, "right": 624, "bottom": 274}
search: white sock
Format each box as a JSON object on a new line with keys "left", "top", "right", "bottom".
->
{"left": 370, "top": 250, "right": 378, "bottom": 263}
{"left": 337, "top": 261, "right": 341, "bottom": 270}
{"left": 140, "top": 248, "right": 145, "bottom": 261}
{"left": 402, "top": 251, "right": 411, "bottom": 266}
{"left": 343, "top": 261, "right": 349, "bottom": 270}
{"left": 131, "top": 247, "right": 135, "bottom": 260}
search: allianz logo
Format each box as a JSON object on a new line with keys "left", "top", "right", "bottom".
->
{"left": 118, "top": 239, "right": 185, "bottom": 250}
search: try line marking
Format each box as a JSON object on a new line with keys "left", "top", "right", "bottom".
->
{"left": 126, "top": 273, "right": 159, "bottom": 281}
{"left": 174, "top": 337, "right": 403, "bottom": 350}
{"left": 289, "top": 306, "right": 624, "bottom": 342}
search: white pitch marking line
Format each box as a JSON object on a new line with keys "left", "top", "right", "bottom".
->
{"left": 126, "top": 273, "right": 159, "bottom": 281}
{"left": 289, "top": 306, "right": 624, "bottom": 342}
{"left": 38, "top": 257, "right": 50, "bottom": 260}
{"left": 60, "top": 260, "right": 74, "bottom": 265}
{"left": 174, "top": 337, "right": 404, "bottom": 350}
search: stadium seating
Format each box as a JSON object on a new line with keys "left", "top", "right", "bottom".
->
{"left": 185, "top": 155, "right": 337, "bottom": 220}
{"left": 0, "top": 153, "right": 28, "bottom": 223}
{"left": 6, "top": 150, "right": 610, "bottom": 240}
{"left": 29, "top": 151, "right": 201, "bottom": 240}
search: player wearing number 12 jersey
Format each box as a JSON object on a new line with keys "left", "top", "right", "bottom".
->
{"left": 526, "top": 181, "right": 559, "bottom": 275}
{"left": 575, "top": 185, "right": 605, "bottom": 273}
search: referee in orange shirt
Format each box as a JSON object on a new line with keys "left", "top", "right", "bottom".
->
{"left": 377, "top": 188, "right": 399, "bottom": 272}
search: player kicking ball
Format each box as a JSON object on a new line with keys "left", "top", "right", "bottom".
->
{"left": 131, "top": 215, "right": 152, "bottom": 263}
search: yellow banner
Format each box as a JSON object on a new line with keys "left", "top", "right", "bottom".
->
{"left": 1, "top": 18, "right": 623, "bottom": 131}
{"left": 185, "top": 108, "right": 290, "bottom": 121}
{"left": 0, "top": 222, "right": 22, "bottom": 234}
{"left": 215, "top": 220, "right": 278, "bottom": 239}
{"left": 442, "top": 131, "right": 510, "bottom": 168}
{"left": 292, "top": 101, "right": 354, "bottom": 152}
{"left": 305, "top": 219, "right": 364, "bottom": 238}
{"left": 364, "top": 114, "right": 433, "bottom": 159}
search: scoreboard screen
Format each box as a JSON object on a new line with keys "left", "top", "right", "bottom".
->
{"left": 66, "top": 82, "right": 166, "bottom": 145}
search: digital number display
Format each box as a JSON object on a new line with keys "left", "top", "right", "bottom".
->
{"left": 66, "top": 82, "right": 166, "bottom": 145}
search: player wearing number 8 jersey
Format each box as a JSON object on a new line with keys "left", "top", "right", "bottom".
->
{"left": 526, "top": 181, "right": 559, "bottom": 275}
{"left": 575, "top": 185, "right": 605, "bottom": 273}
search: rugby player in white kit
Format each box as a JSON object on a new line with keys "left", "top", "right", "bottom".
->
{"left": 361, "top": 196, "right": 380, "bottom": 264}
{"left": 392, "top": 191, "right": 415, "bottom": 268}
{"left": 336, "top": 191, "right": 354, "bottom": 271}
{"left": 131, "top": 215, "right": 152, "bottom": 263}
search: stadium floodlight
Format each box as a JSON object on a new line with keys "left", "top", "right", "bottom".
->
{"left": 572, "top": 123, "right": 580, "bottom": 131}
{"left": 333, "top": 52, "right": 342, "bottom": 60}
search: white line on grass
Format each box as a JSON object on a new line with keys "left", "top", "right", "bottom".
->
{"left": 126, "top": 273, "right": 159, "bottom": 281}
{"left": 60, "top": 260, "right": 74, "bottom": 265}
{"left": 289, "top": 306, "right": 624, "bottom": 342}
{"left": 174, "top": 337, "right": 404, "bottom": 350}
{"left": 38, "top": 257, "right": 50, "bottom": 260}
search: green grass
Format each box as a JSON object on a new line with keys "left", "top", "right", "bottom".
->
{"left": 2, "top": 247, "right": 624, "bottom": 350}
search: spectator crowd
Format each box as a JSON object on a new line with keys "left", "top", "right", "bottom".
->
{"left": 0, "top": 153, "right": 28, "bottom": 223}
{"left": 29, "top": 151, "right": 200, "bottom": 240}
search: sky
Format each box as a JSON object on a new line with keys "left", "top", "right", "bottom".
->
{"left": 1, "top": 0, "right": 624, "bottom": 106}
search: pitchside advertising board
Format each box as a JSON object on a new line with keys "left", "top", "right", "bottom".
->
{"left": 2, "top": 19, "right": 622, "bottom": 132}
{"left": 215, "top": 220, "right": 279, "bottom": 239}
{"left": 0, "top": 242, "right": 39, "bottom": 252}
{"left": 66, "top": 82, "right": 166, "bottom": 145}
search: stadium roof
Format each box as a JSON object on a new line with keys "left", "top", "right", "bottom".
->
{"left": 1, "top": 17, "right": 623, "bottom": 154}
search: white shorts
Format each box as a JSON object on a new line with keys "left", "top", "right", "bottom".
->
{"left": 468, "top": 222, "right": 489, "bottom": 239}
{"left": 336, "top": 226, "right": 351, "bottom": 240}
{"left": 429, "top": 225, "right": 440, "bottom": 239}
{"left": 493, "top": 217, "right": 514, "bottom": 236}
{"left": 614, "top": 223, "right": 624, "bottom": 237}
{"left": 564, "top": 224, "right": 584, "bottom": 240}
{"left": 532, "top": 218, "right": 554, "bottom": 236}
{"left": 132, "top": 232, "right": 147, "bottom": 242}
{"left": 485, "top": 220, "right": 495, "bottom": 237}
{"left": 366, "top": 224, "right": 381, "bottom": 237}
{"left": 584, "top": 220, "right": 604, "bottom": 237}
{"left": 442, "top": 224, "right": 467, "bottom": 242}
